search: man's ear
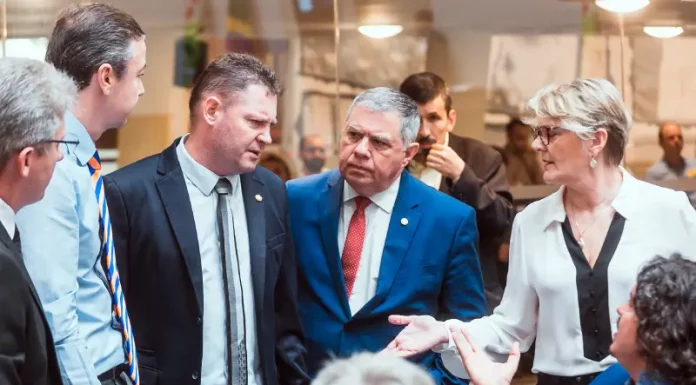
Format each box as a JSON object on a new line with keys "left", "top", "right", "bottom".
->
{"left": 16, "top": 147, "right": 35, "bottom": 178}
{"left": 447, "top": 108, "right": 457, "bottom": 133}
{"left": 402, "top": 142, "right": 420, "bottom": 167}
{"left": 95, "top": 63, "right": 116, "bottom": 95}
{"left": 202, "top": 96, "right": 223, "bottom": 125}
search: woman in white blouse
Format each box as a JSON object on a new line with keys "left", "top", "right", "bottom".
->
{"left": 384, "top": 78, "right": 696, "bottom": 385}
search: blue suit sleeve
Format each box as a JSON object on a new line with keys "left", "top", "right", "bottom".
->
{"left": 429, "top": 207, "right": 487, "bottom": 385}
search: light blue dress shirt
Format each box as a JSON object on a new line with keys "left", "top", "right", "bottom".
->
{"left": 16, "top": 112, "right": 126, "bottom": 385}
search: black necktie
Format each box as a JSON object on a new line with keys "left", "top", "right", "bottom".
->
{"left": 12, "top": 227, "right": 21, "bottom": 251}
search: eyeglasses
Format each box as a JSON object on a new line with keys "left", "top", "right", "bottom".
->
{"left": 532, "top": 125, "right": 564, "bottom": 146}
{"left": 39, "top": 139, "right": 80, "bottom": 155}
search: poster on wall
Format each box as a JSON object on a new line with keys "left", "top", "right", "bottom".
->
{"left": 486, "top": 34, "right": 580, "bottom": 116}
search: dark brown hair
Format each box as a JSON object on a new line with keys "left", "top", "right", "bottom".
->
{"left": 188, "top": 53, "right": 282, "bottom": 120}
{"left": 46, "top": 3, "right": 144, "bottom": 91}
{"left": 399, "top": 72, "right": 452, "bottom": 112}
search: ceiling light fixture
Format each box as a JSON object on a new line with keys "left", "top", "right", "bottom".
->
{"left": 358, "top": 24, "right": 403, "bottom": 39}
{"left": 595, "top": 0, "right": 649, "bottom": 13}
{"left": 643, "top": 25, "right": 684, "bottom": 38}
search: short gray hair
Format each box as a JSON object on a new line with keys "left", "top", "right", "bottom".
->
{"left": 524, "top": 78, "right": 631, "bottom": 166}
{"left": 346, "top": 87, "right": 421, "bottom": 148}
{"left": 0, "top": 57, "right": 77, "bottom": 167}
{"left": 312, "top": 353, "right": 435, "bottom": 385}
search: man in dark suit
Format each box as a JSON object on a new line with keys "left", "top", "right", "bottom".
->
{"left": 287, "top": 87, "right": 486, "bottom": 385}
{"left": 104, "top": 54, "right": 310, "bottom": 385}
{"left": 400, "top": 72, "right": 515, "bottom": 313}
{"left": 0, "top": 57, "right": 77, "bottom": 384}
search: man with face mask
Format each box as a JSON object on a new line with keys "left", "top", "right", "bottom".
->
{"left": 399, "top": 72, "right": 514, "bottom": 313}
{"left": 299, "top": 134, "right": 328, "bottom": 176}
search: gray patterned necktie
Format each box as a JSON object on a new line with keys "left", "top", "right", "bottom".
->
{"left": 214, "top": 178, "right": 248, "bottom": 385}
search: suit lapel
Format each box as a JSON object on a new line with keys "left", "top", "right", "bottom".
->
{"left": 319, "top": 170, "right": 351, "bottom": 319}
{"left": 240, "top": 171, "right": 266, "bottom": 317}
{"left": 156, "top": 142, "right": 204, "bottom": 313}
{"left": 355, "top": 172, "right": 421, "bottom": 317}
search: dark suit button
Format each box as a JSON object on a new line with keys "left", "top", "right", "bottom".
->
{"left": 594, "top": 329, "right": 599, "bottom": 335}
{"left": 576, "top": 377, "right": 582, "bottom": 382}
{"left": 589, "top": 271, "right": 594, "bottom": 277}
{"left": 192, "top": 370, "right": 199, "bottom": 380}
{"left": 197, "top": 317, "right": 202, "bottom": 325}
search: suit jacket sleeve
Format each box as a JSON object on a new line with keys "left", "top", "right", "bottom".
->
{"left": 275, "top": 190, "right": 311, "bottom": 385}
{"left": 431, "top": 208, "right": 487, "bottom": 385}
{"left": 446, "top": 149, "right": 514, "bottom": 238}
{"left": 0, "top": 253, "right": 30, "bottom": 385}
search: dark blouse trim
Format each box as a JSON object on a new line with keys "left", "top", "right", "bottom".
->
{"left": 562, "top": 213, "right": 626, "bottom": 362}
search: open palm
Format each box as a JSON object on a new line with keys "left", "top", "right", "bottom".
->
{"left": 382, "top": 315, "right": 448, "bottom": 358}
{"left": 453, "top": 327, "right": 520, "bottom": 385}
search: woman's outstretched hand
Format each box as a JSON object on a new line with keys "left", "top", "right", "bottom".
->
{"left": 382, "top": 315, "right": 449, "bottom": 358}
{"left": 453, "top": 327, "right": 520, "bottom": 385}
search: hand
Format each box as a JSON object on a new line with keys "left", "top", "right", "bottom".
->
{"left": 426, "top": 144, "right": 466, "bottom": 182}
{"left": 453, "top": 327, "right": 520, "bottom": 385}
{"left": 382, "top": 315, "right": 448, "bottom": 358}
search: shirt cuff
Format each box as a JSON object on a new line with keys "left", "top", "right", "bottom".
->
{"left": 432, "top": 319, "right": 458, "bottom": 353}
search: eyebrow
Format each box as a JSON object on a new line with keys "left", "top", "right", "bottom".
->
{"left": 347, "top": 125, "right": 393, "bottom": 141}
{"left": 249, "top": 113, "right": 277, "bottom": 125}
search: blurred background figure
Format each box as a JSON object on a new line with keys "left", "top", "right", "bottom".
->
{"left": 501, "top": 118, "right": 544, "bottom": 186}
{"left": 299, "top": 134, "right": 329, "bottom": 176}
{"left": 312, "top": 353, "right": 435, "bottom": 385}
{"left": 645, "top": 122, "right": 696, "bottom": 208}
{"left": 259, "top": 150, "right": 295, "bottom": 182}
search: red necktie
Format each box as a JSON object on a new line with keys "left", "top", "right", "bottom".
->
{"left": 342, "top": 196, "right": 371, "bottom": 297}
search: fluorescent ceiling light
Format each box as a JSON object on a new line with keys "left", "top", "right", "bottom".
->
{"left": 358, "top": 24, "right": 403, "bottom": 39}
{"left": 643, "top": 26, "right": 684, "bottom": 38}
{"left": 595, "top": 0, "right": 649, "bottom": 13}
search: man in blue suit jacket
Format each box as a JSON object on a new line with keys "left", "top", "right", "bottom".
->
{"left": 287, "top": 87, "right": 487, "bottom": 385}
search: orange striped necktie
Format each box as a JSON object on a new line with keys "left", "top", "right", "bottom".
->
{"left": 87, "top": 151, "right": 140, "bottom": 384}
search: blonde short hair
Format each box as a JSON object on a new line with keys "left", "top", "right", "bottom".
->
{"left": 523, "top": 78, "right": 631, "bottom": 166}
{"left": 312, "top": 353, "right": 435, "bottom": 385}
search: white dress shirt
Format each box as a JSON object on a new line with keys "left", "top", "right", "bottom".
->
{"left": 408, "top": 133, "right": 449, "bottom": 189}
{"left": 0, "top": 197, "right": 15, "bottom": 237}
{"left": 436, "top": 169, "right": 696, "bottom": 378}
{"left": 339, "top": 176, "right": 400, "bottom": 315}
{"left": 177, "top": 136, "right": 261, "bottom": 385}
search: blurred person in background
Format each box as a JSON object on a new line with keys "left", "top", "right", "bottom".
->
{"left": 400, "top": 72, "right": 514, "bottom": 314}
{"left": 644, "top": 122, "right": 696, "bottom": 208}
{"left": 442, "top": 253, "right": 696, "bottom": 385}
{"left": 15, "top": 4, "right": 147, "bottom": 384}
{"left": 385, "top": 78, "right": 696, "bottom": 385}
{"left": 0, "top": 57, "right": 77, "bottom": 385}
{"left": 299, "top": 134, "right": 328, "bottom": 176}
{"left": 502, "top": 118, "right": 544, "bottom": 186}
{"left": 259, "top": 150, "right": 294, "bottom": 182}
{"left": 312, "top": 353, "right": 435, "bottom": 385}
{"left": 288, "top": 87, "right": 485, "bottom": 385}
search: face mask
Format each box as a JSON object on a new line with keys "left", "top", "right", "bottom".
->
{"left": 304, "top": 157, "right": 325, "bottom": 173}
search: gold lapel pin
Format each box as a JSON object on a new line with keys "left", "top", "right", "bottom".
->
{"left": 255, "top": 194, "right": 263, "bottom": 202}
{"left": 400, "top": 218, "right": 408, "bottom": 226}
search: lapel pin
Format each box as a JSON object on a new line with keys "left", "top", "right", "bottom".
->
{"left": 255, "top": 194, "right": 263, "bottom": 202}
{"left": 400, "top": 218, "right": 408, "bottom": 226}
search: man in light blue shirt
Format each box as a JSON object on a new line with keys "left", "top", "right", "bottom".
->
{"left": 15, "top": 4, "right": 146, "bottom": 385}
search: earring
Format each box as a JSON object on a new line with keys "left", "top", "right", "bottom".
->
{"left": 590, "top": 158, "right": 598, "bottom": 169}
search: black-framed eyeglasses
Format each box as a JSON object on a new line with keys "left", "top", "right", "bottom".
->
{"left": 532, "top": 125, "right": 564, "bottom": 146}
{"left": 40, "top": 139, "right": 80, "bottom": 154}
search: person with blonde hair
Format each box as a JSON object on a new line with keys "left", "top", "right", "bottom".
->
{"left": 313, "top": 353, "right": 435, "bottom": 385}
{"left": 384, "top": 78, "right": 696, "bottom": 385}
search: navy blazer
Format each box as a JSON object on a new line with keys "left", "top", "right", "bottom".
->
{"left": 104, "top": 139, "right": 310, "bottom": 385}
{"left": 287, "top": 169, "right": 487, "bottom": 385}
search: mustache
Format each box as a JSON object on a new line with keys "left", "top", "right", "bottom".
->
{"left": 417, "top": 136, "right": 436, "bottom": 146}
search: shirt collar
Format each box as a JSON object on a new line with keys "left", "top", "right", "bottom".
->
{"left": 0, "top": 197, "right": 15, "bottom": 237}
{"left": 64, "top": 111, "right": 97, "bottom": 167}
{"left": 176, "top": 134, "right": 240, "bottom": 196}
{"left": 343, "top": 174, "right": 401, "bottom": 214}
{"left": 541, "top": 167, "right": 637, "bottom": 228}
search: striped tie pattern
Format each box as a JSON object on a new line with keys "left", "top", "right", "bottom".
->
{"left": 88, "top": 151, "right": 140, "bottom": 385}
